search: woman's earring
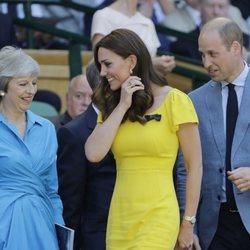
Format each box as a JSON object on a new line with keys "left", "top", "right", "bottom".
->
{"left": 0, "top": 91, "right": 5, "bottom": 97}
{"left": 130, "top": 68, "right": 133, "bottom": 75}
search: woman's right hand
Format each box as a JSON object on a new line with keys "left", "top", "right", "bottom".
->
{"left": 119, "top": 76, "right": 144, "bottom": 110}
{"left": 175, "top": 221, "right": 194, "bottom": 250}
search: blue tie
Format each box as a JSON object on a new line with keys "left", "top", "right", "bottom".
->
{"left": 226, "top": 84, "right": 238, "bottom": 210}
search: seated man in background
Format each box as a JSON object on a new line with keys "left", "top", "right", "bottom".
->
{"left": 50, "top": 74, "right": 92, "bottom": 130}
{"left": 165, "top": 0, "right": 250, "bottom": 61}
{"left": 56, "top": 61, "right": 116, "bottom": 250}
{"left": 162, "top": 0, "right": 201, "bottom": 34}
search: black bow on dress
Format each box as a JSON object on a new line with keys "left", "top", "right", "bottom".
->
{"left": 144, "top": 114, "right": 161, "bottom": 122}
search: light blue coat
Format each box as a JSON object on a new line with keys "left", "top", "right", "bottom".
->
{"left": 176, "top": 73, "right": 250, "bottom": 249}
{"left": 0, "top": 111, "right": 64, "bottom": 250}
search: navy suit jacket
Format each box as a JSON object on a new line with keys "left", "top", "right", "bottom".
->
{"left": 57, "top": 104, "right": 116, "bottom": 250}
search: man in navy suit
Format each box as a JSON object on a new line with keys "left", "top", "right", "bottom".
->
{"left": 177, "top": 17, "right": 250, "bottom": 250}
{"left": 57, "top": 61, "right": 116, "bottom": 249}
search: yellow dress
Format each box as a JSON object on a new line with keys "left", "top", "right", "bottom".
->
{"left": 105, "top": 89, "right": 198, "bottom": 250}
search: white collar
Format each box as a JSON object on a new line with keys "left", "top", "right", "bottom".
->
{"left": 221, "top": 62, "right": 249, "bottom": 88}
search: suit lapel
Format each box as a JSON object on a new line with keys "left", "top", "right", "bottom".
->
{"left": 206, "top": 82, "right": 226, "bottom": 161}
{"left": 232, "top": 71, "right": 250, "bottom": 158}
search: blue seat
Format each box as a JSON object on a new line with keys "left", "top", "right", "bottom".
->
{"left": 33, "top": 89, "right": 62, "bottom": 113}
{"left": 30, "top": 101, "right": 59, "bottom": 117}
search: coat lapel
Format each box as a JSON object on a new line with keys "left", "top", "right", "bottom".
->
{"left": 206, "top": 82, "right": 226, "bottom": 162}
{"left": 232, "top": 71, "right": 250, "bottom": 158}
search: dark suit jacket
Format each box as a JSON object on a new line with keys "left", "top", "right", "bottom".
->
{"left": 57, "top": 104, "right": 116, "bottom": 250}
{"left": 170, "top": 27, "right": 201, "bottom": 61}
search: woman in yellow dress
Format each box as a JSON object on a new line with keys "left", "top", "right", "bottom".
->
{"left": 85, "top": 29, "right": 202, "bottom": 250}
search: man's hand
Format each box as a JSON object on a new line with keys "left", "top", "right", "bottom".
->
{"left": 228, "top": 167, "right": 250, "bottom": 192}
{"left": 193, "top": 234, "right": 201, "bottom": 250}
{"left": 153, "top": 55, "right": 176, "bottom": 75}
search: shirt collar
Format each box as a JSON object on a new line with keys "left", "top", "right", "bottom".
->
{"left": 21, "top": 110, "right": 43, "bottom": 135}
{"left": 0, "top": 112, "right": 5, "bottom": 122}
{"left": 221, "top": 62, "right": 249, "bottom": 89}
{"left": 0, "top": 110, "right": 43, "bottom": 132}
{"left": 92, "top": 103, "right": 99, "bottom": 114}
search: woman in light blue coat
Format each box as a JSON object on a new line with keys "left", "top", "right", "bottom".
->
{"left": 0, "top": 46, "right": 64, "bottom": 249}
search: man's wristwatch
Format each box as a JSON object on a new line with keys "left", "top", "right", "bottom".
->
{"left": 184, "top": 215, "right": 196, "bottom": 225}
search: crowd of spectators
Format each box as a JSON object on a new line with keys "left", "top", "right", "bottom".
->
{"left": 1, "top": 1, "right": 249, "bottom": 59}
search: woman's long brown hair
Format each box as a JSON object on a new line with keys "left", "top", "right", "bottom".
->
{"left": 93, "top": 28, "right": 168, "bottom": 124}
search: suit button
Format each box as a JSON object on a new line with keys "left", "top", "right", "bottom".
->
{"left": 219, "top": 168, "right": 223, "bottom": 173}
{"left": 217, "top": 195, "right": 221, "bottom": 201}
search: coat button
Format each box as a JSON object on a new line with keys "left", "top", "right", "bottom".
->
{"left": 217, "top": 195, "right": 221, "bottom": 201}
{"left": 219, "top": 168, "right": 223, "bottom": 173}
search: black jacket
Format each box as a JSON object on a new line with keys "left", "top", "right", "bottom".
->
{"left": 56, "top": 105, "right": 116, "bottom": 250}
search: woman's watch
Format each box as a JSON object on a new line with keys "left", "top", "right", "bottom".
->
{"left": 184, "top": 215, "right": 196, "bottom": 225}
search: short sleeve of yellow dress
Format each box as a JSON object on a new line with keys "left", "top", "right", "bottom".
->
{"left": 106, "top": 88, "right": 198, "bottom": 250}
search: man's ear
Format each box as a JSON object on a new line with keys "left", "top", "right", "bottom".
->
{"left": 231, "top": 40, "right": 242, "bottom": 55}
